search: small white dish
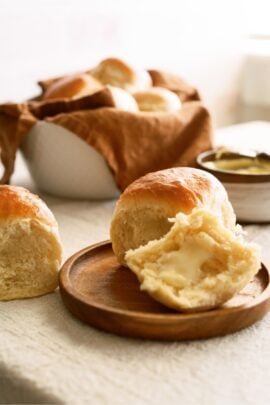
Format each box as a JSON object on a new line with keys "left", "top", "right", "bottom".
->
{"left": 197, "top": 149, "right": 270, "bottom": 223}
{"left": 21, "top": 121, "right": 120, "bottom": 199}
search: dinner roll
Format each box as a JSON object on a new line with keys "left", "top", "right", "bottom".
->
{"left": 0, "top": 186, "right": 62, "bottom": 300}
{"left": 91, "top": 57, "right": 152, "bottom": 92}
{"left": 133, "top": 87, "right": 182, "bottom": 112}
{"left": 43, "top": 73, "right": 102, "bottom": 100}
{"left": 126, "top": 208, "right": 260, "bottom": 312}
{"left": 107, "top": 85, "right": 139, "bottom": 112}
{"left": 110, "top": 167, "right": 236, "bottom": 265}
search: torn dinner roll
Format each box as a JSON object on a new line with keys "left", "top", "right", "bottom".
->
{"left": 133, "top": 87, "right": 182, "bottom": 112}
{"left": 43, "top": 73, "right": 102, "bottom": 100}
{"left": 125, "top": 208, "right": 261, "bottom": 312}
{"left": 110, "top": 168, "right": 236, "bottom": 265}
{"left": 0, "top": 186, "right": 62, "bottom": 300}
{"left": 91, "top": 57, "right": 152, "bottom": 92}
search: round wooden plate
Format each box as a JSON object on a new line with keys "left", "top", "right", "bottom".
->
{"left": 59, "top": 241, "right": 270, "bottom": 340}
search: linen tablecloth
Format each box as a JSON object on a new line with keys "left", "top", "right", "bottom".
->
{"left": 1, "top": 122, "right": 270, "bottom": 405}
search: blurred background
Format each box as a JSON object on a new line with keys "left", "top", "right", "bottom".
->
{"left": 0, "top": 0, "right": 269, "bottom": 127}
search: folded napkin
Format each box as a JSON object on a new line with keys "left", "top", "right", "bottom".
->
{"left": 0, "top": 70, "right": 212, "bottom": 190}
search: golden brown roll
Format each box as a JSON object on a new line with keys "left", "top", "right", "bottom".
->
{"left": 111, "top": 167, "right": 260, "bottom": 312}
{"left": 0, "top": 186, "right": 62, "bottom": 300}
{"left": 110, "top": 167, "right": 236, "bottom": 265}
{"left": 43, "top": 73, "right": 102, "bottom": 100}
{"left": 91, "top": 57, "right": 152, "bottom": 92}
{"left": 106, "top": 85, "right": 139, "bottom": 112}
{"left": 133, "top": 87, "right": 182, "bottom": 112}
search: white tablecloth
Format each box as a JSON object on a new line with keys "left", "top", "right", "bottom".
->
{"left": 1, "top": 122, "right": 270, "bottom": 405}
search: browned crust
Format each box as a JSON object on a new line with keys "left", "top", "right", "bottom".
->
{"left": 118, "top": 167, "right": 214, "bottom": 214}
{"left": 0, "top": 185, "right": 57, "bottom": 225}
{"left": 91, "top": 58, "right": 137, "bottom": 84}
{"left": 43, "top": 74, "right": 99, "bottom": 100}
{"left": 133, "top": 87, "right": 181, "bottom": 111}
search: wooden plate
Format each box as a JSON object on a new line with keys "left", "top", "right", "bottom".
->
{"left": 59, "top": 241, "right": 270, "bottom": 340}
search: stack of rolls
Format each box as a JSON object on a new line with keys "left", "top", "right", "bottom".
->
{"left": 0, "top": 56, "right": 211, "bottom": 200}
{"left": 42, "top": 57, "right": 182, "bottom": 113}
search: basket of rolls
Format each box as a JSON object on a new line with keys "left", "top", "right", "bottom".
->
{"left": 0, "top": 57, "right": 212, "bottom": 198}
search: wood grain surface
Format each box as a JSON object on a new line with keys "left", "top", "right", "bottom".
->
{"left": 59, "top": 240, "right": 270, "bottom": 341}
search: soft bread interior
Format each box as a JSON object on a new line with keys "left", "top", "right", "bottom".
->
{"left": 0, "top": 219, "right": 62, "bottom": 300}
{"left": 125, "top": 208, "right": 261, "bottom": 312}
{"left": 110, "top": 203, "right": 174, "bottom": 265}
{"left": 111, "top": 195, "right": 236, "bottom": 266}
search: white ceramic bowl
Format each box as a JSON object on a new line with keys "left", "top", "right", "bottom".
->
{"left": 197, "top": 149, "right": 270, "bottom": 223}
{"left": 21, "top": 121, "right": 120, "bottom": 199}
